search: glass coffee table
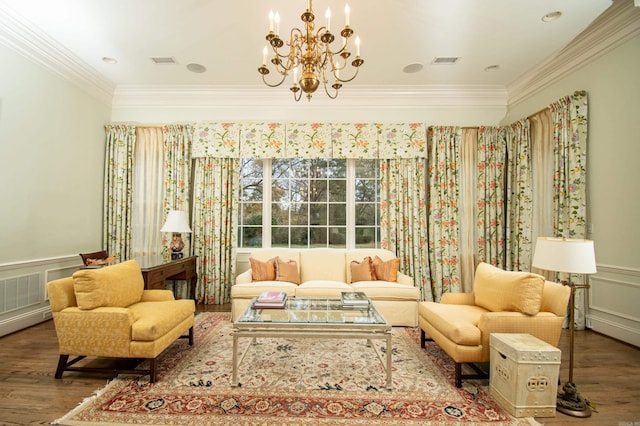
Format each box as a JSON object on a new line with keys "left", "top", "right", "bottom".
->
{"left": 232, "top": 298, "right": 393, "bottom": 389}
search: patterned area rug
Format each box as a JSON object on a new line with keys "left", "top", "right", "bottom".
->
{"left": 55, "top": 312, "right": 535, "bottom": 425}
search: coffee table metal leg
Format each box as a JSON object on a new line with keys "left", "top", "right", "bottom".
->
{"left": 386, "top": 332, "right": 393, "bottom": 390}
{"left": 231, "top": 332, "right": 239, "bottom": 386}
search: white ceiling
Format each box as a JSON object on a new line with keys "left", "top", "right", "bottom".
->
{"left": 0, "top": 0, "right": 613, "bottom": 96}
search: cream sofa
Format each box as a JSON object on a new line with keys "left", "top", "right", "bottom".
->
{"left": 47, "top": 260, "right": 195, "bottom": 383}
{"left": 232, "top": 248, "right": 420, "bottom": 326}
{"left": 418, "top": 262, "right": 571, "bottom": 387}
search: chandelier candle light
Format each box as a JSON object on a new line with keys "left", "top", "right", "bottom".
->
{"left": 258, "top": 0, "right": 364, "bottom": 101}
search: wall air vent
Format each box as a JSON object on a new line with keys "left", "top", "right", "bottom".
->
{"left": 432, "top": 57, "right": 460, "bottom": 65}
{"left": 150, "top": 57, "right": 176, "bottom": 64}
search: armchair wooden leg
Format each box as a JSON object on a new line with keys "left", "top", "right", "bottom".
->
{"left": 455, "top": 363, "right": 462, "bottom": 388}
{"left": 420, "top": 329, "right": 426, "bottom": 348}
{"left": 55, "top": 354, "right": 69, "bottom": 379}
{"left": 149, "top": 358, "right": 157, "bottom": 383}
{"left": 189, "top": 326, "right": 194, "bottom": 346}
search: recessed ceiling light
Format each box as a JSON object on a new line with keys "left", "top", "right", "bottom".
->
{"left": 484, "top": 65, "right": 500, "bottom": 72}
{"left": 102, "top": 57, "right": 117, "bottom": 64}
{"left": 403, "top": 63, "right": 424, "bottom": 74}
{"left": 187, "top": 63, "right": 207, "bottom": 73}
{"left": 542, "top": 11, "right": 562, "bottom": 22}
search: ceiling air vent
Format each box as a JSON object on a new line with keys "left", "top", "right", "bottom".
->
{"left": 150, "top": 57, "right": 176, "bottom": 64}
{"left": 432, "top": 57, "right": 460, "bottom": 65}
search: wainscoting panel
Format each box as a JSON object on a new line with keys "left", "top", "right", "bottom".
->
{"left": 588, "top": 264, "right": 640, "bottom": 347}
{"left": 0, "top": 255, "right": 80, "bottom": 337}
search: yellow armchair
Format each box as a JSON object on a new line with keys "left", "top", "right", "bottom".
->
{"left": 419, "top": 262, "right": 570, "bottom": 387}
{"left": 46, "top": 260, "right": 195, "bottom": 383}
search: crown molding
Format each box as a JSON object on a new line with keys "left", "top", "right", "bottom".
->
{"left": 111, "top": 84, "right": 509, "bottom": 110}
{"left": 508, "top": 0, "right": 640, "bottom": 107}
{"left": 0, "top": 1, "right": 115, "bottom": 105}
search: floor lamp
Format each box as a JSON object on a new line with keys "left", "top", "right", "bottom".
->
{"left": 532, "top": 237, "right": 597, "bottom": 418}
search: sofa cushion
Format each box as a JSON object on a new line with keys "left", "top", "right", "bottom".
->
{"left": 473, "top": 262, "right": 545, "bottom": 316}
{"left": 296, "top": 280, "right": 353, "bottom": 298}
{"left": 275, "top": 258, "right": 301, "bottom": 284}
{"left": 129, "top": 299, "right": 195, "bottom": 341}
{"left": 231, "top": 282, "right": 298, "bottom": 298}
{"left": 250, "top": 257, "right": 277, "bottom": 281}
{"left": 300, "top": 249, "right": 346, "bottom": 282}
{"left": 72, "top": 260, "right": 144, "bottom": 310}
{"left": 373, "top": 256, "right": 400, "bottom": 282}
{"left": 350, "top": 257, "right": 376, "bottom": 282}
{"left": 351, "top": 281, "right": 420, "bottom": 300}
{"left": 419, "top": 301, "right": 487, "bottom": 346}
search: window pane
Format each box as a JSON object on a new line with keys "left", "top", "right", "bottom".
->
{"left": 329, "top": 180, "right": 346, "bottom": 202}
{"left": 290, "top": 203, "right": 308, "bottom": 225}
{"left": 241, "top": 203, "right": 262, "bottom": 224}
{"left": 355, "top": 227, "right": 377, "bottom": 248}
{"left": 309, "top": 179, "right": 328, "bottom": 202}
{"left": 355, "top": 159, "right": 379, "bottom": 178}
{"left": 242, "top": 227, "right": 262, "bottom": 248}
{"left": 355, "top": 203, "right": 376, "bottom": 225}
{"left": 309, "top": 204, "right": 327, "bottom": 225}
{"left": 272, "top": 205, "right": 289, "bottom": 226}
{"left": 290, "top": 227, "right": 308, "bottom": 247}
{"left": 272, "top": 227, "right": 289, "bottom": 247}
{"left": 329, "top": 204, "right": 346, "bottom": 226}
{"left": 309, "top": 227, "right": 327, "bottom": 247}
{"left": 355, "top": 179, "right": 378, "bottom": 202}
{"left": 327, "top": 159, "right": 347, "bottom": 178}
{"left": 329, "top": 227, "right": 346, "bottom": 247}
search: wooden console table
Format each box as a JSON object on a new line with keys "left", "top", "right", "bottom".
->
{"left": 137, "top": 255, "right": 198, "bottom": 301}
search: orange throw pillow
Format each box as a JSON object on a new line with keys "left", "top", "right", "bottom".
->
{"left": 250, "top": 257, "right": 277, "bottom": 281}
{"left": 275, "top": 258, "right": 301, "bottom": 284}
{"left": 350, "top": 256, "right": 376, "bottom": 282}
{"left": 373, "top": 256, "right": 400, "bottom": 282}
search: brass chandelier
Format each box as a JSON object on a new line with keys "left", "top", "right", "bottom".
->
{"left": 258, "top": 0, "right": 364, "bottom": 101}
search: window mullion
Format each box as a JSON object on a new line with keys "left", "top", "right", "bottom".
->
{"left": 263, "top": 159, "right": 272, "bottom": 248}
{"left": 346, "top": 159, "right": 355, "bottom": 249}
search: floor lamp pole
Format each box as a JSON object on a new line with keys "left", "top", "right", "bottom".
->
{"left": 557, "top": 279, "right": 592, "bottom": 418}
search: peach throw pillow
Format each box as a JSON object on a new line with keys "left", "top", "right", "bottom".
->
{"left": 372, "top": 256, "right": 400, "bottom": 282}
{"left": 350, "top": 256, "right": 376, "bottom": 282}
{"left": 250, "top": 257, "right": 277, "bottom": 281}
{"left": 275, "top": 258, "right": 301, "bottom": 284}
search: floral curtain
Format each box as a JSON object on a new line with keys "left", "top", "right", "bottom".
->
{"left": 551, "top": 92, "right": 589, "bottom": 329}
{"left": 426, "top": 126, "right": 462, "bottom": 300}
{"left": 162, "top": 124, "right": 193, "bottom": 299}
{"left": 476, "top": 126, "right": 506, "bottom": 267}
{"left": 103, "top": 124, "right": 136, "bottom": 261}
{"left": 191, "top": 157, "right": 239, "bottom": 304}
{"left": 504, "top": 120, "right": 534, "bottom": 271}
{"left": 380, "top": 158, "right": 431, "bottom": 300}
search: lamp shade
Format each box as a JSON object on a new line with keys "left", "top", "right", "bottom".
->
{"left": 160, "top": 210, "right": 192, "bottom": 233}
{"left": 532, "top": 237, "right": 596, "bottom": 274}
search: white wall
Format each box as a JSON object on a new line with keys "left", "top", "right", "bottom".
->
{"left": 0, "top": 42, "right": 111, "bottom": 336}
{"left": 503, "top": 33, "right": 640, "bottom": 347}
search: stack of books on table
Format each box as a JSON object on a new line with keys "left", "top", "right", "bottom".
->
{"left": 252, "top": 291, "right": 287, "bottom": 309}
{"left": 341, "top": 291, "right": 369, "bottom": 309}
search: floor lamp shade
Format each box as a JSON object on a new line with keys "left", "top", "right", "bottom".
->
{"left": 531, "top": 236, "right": 596, "bottom": 418}
{"left": 532, "top": 237, "right": 596, "bottom": 274}
{"left": 161, "top": 210, "right": 192, "bottom": 259}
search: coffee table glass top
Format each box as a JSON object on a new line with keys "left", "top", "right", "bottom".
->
{"left": 237, "top": 298, "right": 387, "bottom": 325}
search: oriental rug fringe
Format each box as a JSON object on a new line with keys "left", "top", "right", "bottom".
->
{"left": 55, "top": 312, "right": 537, "bottom": 426}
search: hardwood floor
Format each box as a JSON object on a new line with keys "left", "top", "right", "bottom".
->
{"left": 0, "top": 304, "right": 638, "bottom": 426}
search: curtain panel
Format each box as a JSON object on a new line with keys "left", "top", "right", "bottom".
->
{"left": 425, "top": 126, "right": 463, "bottom": 301}
{"left": 103, "top": 124, "right": 136, "bottom": 261}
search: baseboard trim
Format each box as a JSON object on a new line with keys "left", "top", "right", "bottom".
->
{"left": 0, "top": 306, "right": 51, "bottom": 337}
{"left": 588, "top": 315, "right": 640, "bottom": 348}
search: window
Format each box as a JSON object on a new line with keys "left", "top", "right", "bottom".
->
{"left": 238, "top": 158, "right": 380, "bottom": 249}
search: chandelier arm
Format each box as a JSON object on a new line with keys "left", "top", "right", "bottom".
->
{"left": 322, "top": 80, "right": 339, "bottom": 99}
{"left": 261, "top": 72, "right": 288, "bottom": 88}
{"left": 335, "top": 64, "right": 362, "bottom": 83}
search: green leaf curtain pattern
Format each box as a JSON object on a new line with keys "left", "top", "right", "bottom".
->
{"left": 191, "top": 157, "right": 239, "bottom": 304}
{"left": 426, "top": 126, "right": 463, "bottom": 300}
{"left": 103, "top": 91, "right": 588, "bottom": 305}
{"left": 103, "top": 124, "right": 136, "bottom": 261}
{"left": 162, "top": 124, "right": 193, "bottom": 299}
{"left": 380, "top": 158, "right": 431, "bottom": 300}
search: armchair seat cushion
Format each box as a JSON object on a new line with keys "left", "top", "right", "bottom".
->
{"left": 419, "top": 301, "right": 486, "bottom": 346}
{"left": 129, "top": 299, "right": 195, "bottom": 341}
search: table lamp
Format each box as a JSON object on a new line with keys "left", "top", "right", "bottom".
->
{"left": 160, "top": 210, "right": 192, "bottom": 260}
{"left": 532, "top": 237, "right": 596, "bottom": 418}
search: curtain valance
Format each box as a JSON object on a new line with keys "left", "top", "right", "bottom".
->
{"left": 192, "top": 121, "right": 428, "bottom": 159}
